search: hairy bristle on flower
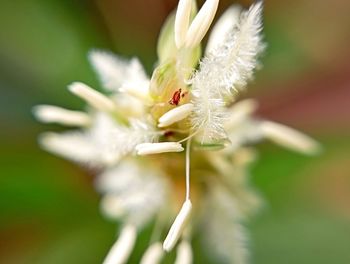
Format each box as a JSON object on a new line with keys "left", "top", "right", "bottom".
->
{"left": 68, "top": 82, "right": 117, "bottom": 113}
{"left": 158, "top": 103, "right": 194, "bottom": 127}
{"left": 89, "top": 50, "right": 149, "bottom": 92}
{"left": 136, "top": 142, "right": 184, "bottom": 155}
{"left": 140, "top": 242, "right": 164, "bottom": 264}
{"left": 185, "top": 0, "right": 219, "bottom": 48}
{"left": 175, "top": 0, "right": 192, "bottom": 49}
{"left": 175, "top": 240, "right": 193, "bottom": 264}
{"left": 190, "top": 2, "right": 264, "bottom": 143}
{"left": 260, "top": 121, "right": 321, "bottom": 155}
{"left": 33, "top": 105, "right": 91, "bottom": 126}
{"left": 102, "top": 224, "right": 137, "bottom": 264}
{"left": 217, "top": 1, "right": 265, "bottom": 93}
{"left": 163, "top": 199, "right": 192, "bottom": 252}
{"left": 205, "top": 4, "right": 242, "bottom": 54}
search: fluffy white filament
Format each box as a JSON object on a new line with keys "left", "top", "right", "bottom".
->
{"left": 158, "top": 103, "right": 194, "bottom": 127}
{"left": 260, "top": 121, "right": 321, "bottom": 155}
{"left": 175, "top": 240, "right": 193, "bottom": 264}
{"left": 175, "top": 0, "right": 192, "bottom": 49}
{"left": 68, "top": 82, "right": 117, "bottom": 113}
{"left": 136, "top": 142, "right": 184, "bottom": 155}
{"left": 205, "top": 5, "right": 242, "bottom": 54}
{"left": 33, "top": 105, "right": 91, "bottom": 126}
{"left": 185, "top": 0, "right": 219, "bottom": 48}
{"left": 190, "top": 2, "right": 264, "bottom": 142}
{"left": 163, "top": 200, "right": 192, "bottom": 252}
{"left": 140, "top": 242, "right": 164, "bottom": 264}
{"left": 89, "top": 50, "right": 149, "bottom": 92}
{"left": 102, "top": 224, "right": 137, "bottom": 264}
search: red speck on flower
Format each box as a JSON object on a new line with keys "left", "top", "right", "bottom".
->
{"left": 169, "top": 89, "right": 184, "bottom": 106}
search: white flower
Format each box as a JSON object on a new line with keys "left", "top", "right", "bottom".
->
{"left": 34, "top": 1, "right": 320, "bottom": 263}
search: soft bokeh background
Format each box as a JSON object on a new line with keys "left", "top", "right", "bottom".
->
{"left": 1, "top": 0, "right": 350, "bottom": 263}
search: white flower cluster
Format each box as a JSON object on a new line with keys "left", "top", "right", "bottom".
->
{"left": 34, "top": 0, "right": 320, "bottom": 263}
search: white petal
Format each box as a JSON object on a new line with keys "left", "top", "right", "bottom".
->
{"left": 206, "top": 5, "right": 242, "bottom": 54}
{"left": 39, "top": 132, "right": 98, "bottom": 165}
{"left": 96, "top": 161, "right": 168, "bottom": 227}
{"left": 175, "top": 240, "right": 193, "bottom": 264}
{"left": 136, "top": 142, "right": 184, "bottom": 155}
{"left": 175, "top": 0, "right": 192, "bottom": 49}
{"left": 140, "top": 242, "right": 164, "bottom": 264}
{"left": 119, "top": 80, "right": 153, "bottom": 104}
{"left": 100, "top": 194, "right": 125, "bottom": 219}
{"left": 185, "top": 0, "right": 219, "bottom": 48}
{"left": 68, "top": 82, "right": 116, "bottom": 113}
{"left": 33, "top": 105, "right": 91, "bottom": 126}
{"left": 158, "top": 103, "right": 194, "bottom": 127}
{"left": 103, "top": 225, "right": 137, "bottom": 264}
{"left": 163, "top": 200, "right": 192, "bottom": 252}
{"left": 260, "top": 121, "right": 321, "bottom": 155}
{"left": 225, "top": 99, "right": 258, "bottom": 130}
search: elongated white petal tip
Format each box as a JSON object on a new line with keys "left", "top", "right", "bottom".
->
{"left": 140, "top": 242, "right": 164, "bottom": 264}
{"left": 158, "top": 103, "right": 194, "bottom": 127}
{"left": 261, "top": 121, "right": 321, "bottom": 155}
{"left": 136, "top": 142, "right": 184, "bottom": 155}
{"left": 102, "top": 225, "right": 137, "bottom": 264}
{"left": 68, "top": 82, "right": 116, "bottom": 113}
{"left": 175, "top": 0, "right": 192, "bottom": 49}
{"left": 33, "top": 105, "right": 91, "bottom": 126}
{"left": 163, "top": 200, "right": 192, "bottom": 252}
{"left": 175, "top": 240, "right": 193, "bottom": 264}
{"left": 185, "top": 0, "right": 219, "bottom": 48}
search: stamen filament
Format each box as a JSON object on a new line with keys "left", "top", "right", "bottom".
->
{"left": 185, "top": 138, "right": 192, "bottom": 201}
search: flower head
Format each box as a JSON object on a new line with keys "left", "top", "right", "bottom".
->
{"left": 34, "top": 1, "right": 320, "bottom": 263}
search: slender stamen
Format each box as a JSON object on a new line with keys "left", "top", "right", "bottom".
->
{"left": 102, "top": 224, "right": 137, "bottom": 264}
{"left": 185, "top": 138, "right": 192, "bottom": 200}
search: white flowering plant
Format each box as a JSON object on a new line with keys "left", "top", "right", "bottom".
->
{"left": 34, "top": 0, "right": 320, "bottom": 263}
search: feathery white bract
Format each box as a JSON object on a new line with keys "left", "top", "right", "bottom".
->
{"left": 205, "top": 5, "right": 242, "bottom": 54}
{"left": 89, "top": 50, "right": 149, "bottom": 92}
{"left": 191, "top": 2, "right": 265, "bottom": 143}
{"left": 96, "top": 161, "right": 168, "bottom": 227}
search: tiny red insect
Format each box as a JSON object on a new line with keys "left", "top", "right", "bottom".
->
{"left": 169, "top": 88, "right": 185, "bottom": 106}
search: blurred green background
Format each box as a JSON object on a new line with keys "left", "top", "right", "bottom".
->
{"left": 1, "top": 0, "right": 350, "bottom": 263}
